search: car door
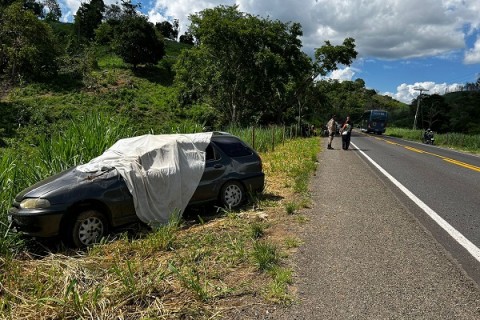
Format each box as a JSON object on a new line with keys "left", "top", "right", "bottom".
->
{"left": 190, "top": 143, "right": 227, "bottom": 203}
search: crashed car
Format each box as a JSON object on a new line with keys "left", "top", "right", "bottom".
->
{"left": 8, "top": 132, "right": 264, "bottom": 247}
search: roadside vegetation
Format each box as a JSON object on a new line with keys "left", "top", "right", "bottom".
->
{"left": 2, "top": 1, "right": 480, "bottom": 317}
{"left": 0, "top": 125, "right": 319, "bottom": 318}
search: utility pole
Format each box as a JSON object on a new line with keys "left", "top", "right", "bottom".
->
{"left": 413, "top": 87, "right": 429, "bottom": 130}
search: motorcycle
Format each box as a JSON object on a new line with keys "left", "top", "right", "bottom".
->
{"left": 422, "top": 130, "right": 435, "bottom": 145}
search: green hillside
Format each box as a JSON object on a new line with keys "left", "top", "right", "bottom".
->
{"left": 0, "top": 40, "right": 196, "bottom": 148}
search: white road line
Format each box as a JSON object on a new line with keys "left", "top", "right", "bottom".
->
{"left": 351, "top": 141, "right": 480, "bottom": 263}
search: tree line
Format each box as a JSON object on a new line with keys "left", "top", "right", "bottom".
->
{"left": 0, "top": 1, "right": 362, "bottom": 129}
{"left": 5, "top": 1, "right": 477, "bottom": 133}
{"left": 410, "top": 91, "right": 480, "bottom": 134}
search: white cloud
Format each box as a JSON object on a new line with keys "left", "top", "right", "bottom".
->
{"left": 147, "top": 10, "right": 166, "bottom": 24}
{"left": 329, "top": 67, "right": 355, "bottom": 81}
{"left": 385, "top": 82, "right": 463, "bottom": 104}
{"left": 143, "top": 0, "right": 480, "bottom": 61}
{"left": 59, "top": 0, "right": 480, "bottom": 60}
{"left": 464, "top": 36, "right": 480, "bottom": 64}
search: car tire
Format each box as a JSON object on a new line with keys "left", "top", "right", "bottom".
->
{"left": 70, "top": 209, "right": 108, "bottom": 248}
{"left": 220, "top": 181, "right": 244, "bottom": 209}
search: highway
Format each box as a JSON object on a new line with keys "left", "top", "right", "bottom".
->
{"left": 350, "top": 131, "right": 480, "bottom": 284}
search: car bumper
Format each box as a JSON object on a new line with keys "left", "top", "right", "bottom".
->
{"left": 8, "top": 207, "right": 66, "bottom": 238}
{"left": 243, "top": 173, "right": 265, "bottom": 193}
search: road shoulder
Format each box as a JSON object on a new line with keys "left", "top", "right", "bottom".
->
{"left": 269, "top": 138, "right": 480, "bottom": 319}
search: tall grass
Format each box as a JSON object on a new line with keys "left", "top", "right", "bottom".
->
{"left": 0, "top": 113, "right": 135, "bottom": 253}
{"left": 386, "top": 127, "right": 480, "bottom": 153}
{"left": 36, "top": 113, "right": 134, "bottom": 176}
{"left": 0, "top": 151, "right": 24, "bottom": 254}
{"left": 386, "top": 127, "right": 424, "bottom": 140}
{"left": 436, "top": 132, "right": 480, "bottom": 151}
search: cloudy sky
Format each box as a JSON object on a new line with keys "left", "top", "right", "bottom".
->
{"left": 60, "top": 0, "right": 480, "bottom": 104}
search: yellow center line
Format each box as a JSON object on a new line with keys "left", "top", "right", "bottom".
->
{"left": 443, "top": 158, "right": 480, "bottom": 172}
{"left": 404, "top": 146, "right": 425, "bottom": 153}
{"left": 386, "top": 141, "right": 400, "bottom": 146}
{"left": 373, "top": 136, "right": 480, "bottom": 173}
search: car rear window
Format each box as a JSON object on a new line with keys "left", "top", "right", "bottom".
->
{"left": 213, "top": 138, "right": 253, "bottom": 157}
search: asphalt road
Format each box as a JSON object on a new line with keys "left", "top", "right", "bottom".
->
{"left": 351, "top": 132, "right": 480, "bottom": 284}
{"left": 265, "top": 131, "right": 480, "bottom": 319}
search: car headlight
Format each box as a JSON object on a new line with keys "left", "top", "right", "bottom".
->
{"left": 19, "top": 198, "right": 51, "bottom": 209}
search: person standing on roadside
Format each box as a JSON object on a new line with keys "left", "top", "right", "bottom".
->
{"left": 327, "top": 114, "right": 336, "bottom": 149}
{"left": 340, "top": 116, "right": 353, "bottom": 150}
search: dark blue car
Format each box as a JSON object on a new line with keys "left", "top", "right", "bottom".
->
{"left": 9, "top": 133, "right": 264, "bottom": 247}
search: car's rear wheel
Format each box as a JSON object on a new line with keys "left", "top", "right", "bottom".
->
{"left": 220, "top": 181, "right": 244, "bottom": 209}
{"left": 70, "top": 210, "right": 108, "bottom": 248}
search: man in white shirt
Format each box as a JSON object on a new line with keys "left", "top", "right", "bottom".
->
{"left": 327, "top": 114, "right": 336, "bottom": 149}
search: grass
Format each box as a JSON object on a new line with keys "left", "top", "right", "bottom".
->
{"left": 249, "top": 221, "right": 268, "bottom": 239}
{"left": 0, "top": 135, "right": 320, "bottom": 318}
{"left": 266, "top": 267, "right": 294, "bottom": 304}
{"left": 285, "top": 201, "right": 298, "bottom": 215}
{"left": 252, "top": 241, "right": 280, "bottom": 271}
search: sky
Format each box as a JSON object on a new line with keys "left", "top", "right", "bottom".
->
{"left": 59, "top": 0, "right": 480, "bottom": 104}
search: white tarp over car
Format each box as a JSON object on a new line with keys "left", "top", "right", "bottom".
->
{"left": 77, "top": 133, "right": 213, "bottom": 225}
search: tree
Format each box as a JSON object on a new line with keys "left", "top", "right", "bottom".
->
{"left": 174, "top": 5, "right": 358, "bottom": 127}
{"left": 94, "top": 0, "right": 165, "bottom": 68}
{"left": 0, "top": 1, "right": 59, "bottom": 81}
{"left": 95, "top": 2, "right": 124, "bottom": 45}
{"left": 115, "top": 15, "right": 165, "bottom": 69}
{"left": 179, "top": 32, "right": 194, "bottom": 45}
{"left": 42, "top": 0, "right": 61, "bottom": 22}
{"left": 155, "top": 19, "right": 179, "bottom": 40}
{"left": 314, "top": 38, "right": 357, "bottom": 77}
{"left": 174, "top": 5, "right": 313, "bottom": 126}
{"left": 103, "top": 2, "right": 122, "bottom": 20}
{"left": 22, "top": 0, "right": 43, "bottom": 17}
{"left": 74, "top": 0, "right": 105, "bottom": 41}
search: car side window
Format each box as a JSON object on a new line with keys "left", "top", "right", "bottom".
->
{"left": 213, "top": 138, "right": 253, "bottom": 157}
{"left": 205, "top": 144, "right": 219, "bottom": 161}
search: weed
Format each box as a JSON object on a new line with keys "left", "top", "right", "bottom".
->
{"left": 168, "top": 262, "right": 210, "bottom": 301}
{"left": 295, "top": 214, "right": 310, "bottom": 224}
{"left": 249, "top": 221, "right": 267, "bottom": 239}
{"left": 111, "top": 259, "right": 137, "bottom": 294}
{"left": 252, "top": 241, "right": 279, "bottom": 271}
{"left": 285, "top": 201, "right": 297, "bottom": 215}
{"left": 266, "top": 267, "right": 294, "bottom": 304}
{"left": 134, "top": 213, "right": 181, "bottom": 254}
{"left": 226, "top": 234, "right": 248, "bottom": 264}
{"left": 284, "top": 237, "right": 302, "bottom": 249}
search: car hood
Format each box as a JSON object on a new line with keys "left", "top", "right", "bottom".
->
{"left": 15, "top": 167, "right": 116, "bottom": 202}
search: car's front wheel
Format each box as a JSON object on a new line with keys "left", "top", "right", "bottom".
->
{"left": 69, "top": 210, "right": 108, "bottom": 248}
{"left": 220, "top": 181, "right": 244, "bottom": 209}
